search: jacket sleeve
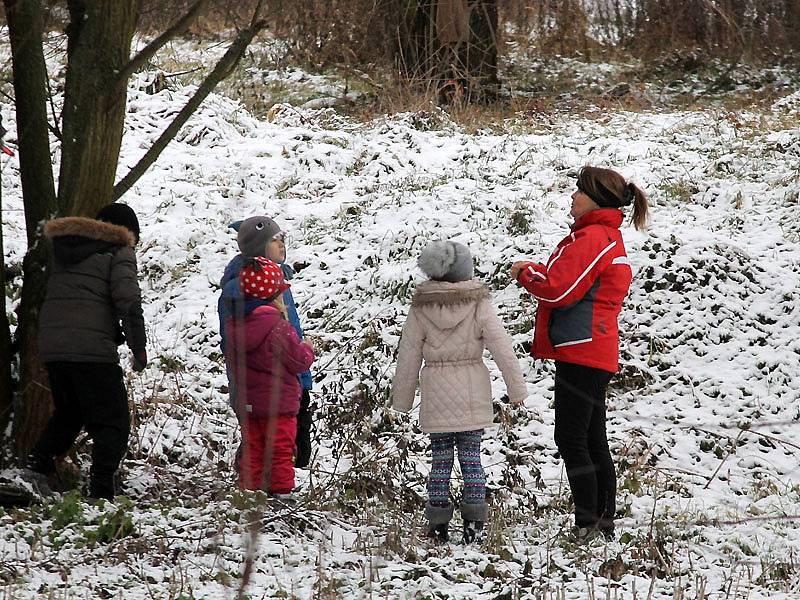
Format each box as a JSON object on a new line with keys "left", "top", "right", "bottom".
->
{"left": 270, "top": 320, "right": 315, "bottom": 374}
{"left": 477, "top": 299, "right": 528, "bottom": 402}
{"left": 391, "top": 307, "right": 424, "bottom": 413}
{"left": 110, "top": 246, "right": 146, "bottom": 353}
{"left": 517, "top": 227, "right": 614, "bottom": 308}
{"left": 283, "top": 287, "right": 314, "bottom": 390}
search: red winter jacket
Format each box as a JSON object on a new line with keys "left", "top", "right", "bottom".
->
{"left": 516, "top": 208, "right": 632, "bottom": 373}
{"left": 225, "top": 306, "right": 315, "bottom": 417}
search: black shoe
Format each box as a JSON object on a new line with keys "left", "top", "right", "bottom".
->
{"left": 26, "top": 451, "right": 55, "bottom": 476}
{"left": 16, "top": 468, "right": 56, "bottom": 499}
{"left": 234, "top": 441, "right": 243, "bottom": 474}
{"left": 463, "top": 519, "right": 485, "bottom": 544}
{"left": 428, "top": 523, "right": 449, "bottom": 543}
{"left": 600, "top": 525, "right": 615, "bottom": 541}
{"left": 569, "top": 525, "right": 602, "bottom": 544}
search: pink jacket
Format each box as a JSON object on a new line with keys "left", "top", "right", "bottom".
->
{"left": 225, "top": 306, "right": 315, "bottom": 417}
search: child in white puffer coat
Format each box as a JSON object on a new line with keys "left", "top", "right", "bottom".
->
{"left": 392, "top": 240, "right": 528, "bottom": 543}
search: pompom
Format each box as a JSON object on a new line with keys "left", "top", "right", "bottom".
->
{"left": 418, "top": 241, "right": 456, "bottom": 279}
{"left": 418, "top": 240, "right": 473, "bottom": 282}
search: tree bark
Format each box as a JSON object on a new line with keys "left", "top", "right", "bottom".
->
{"left": 2, "top": 0, "right": 59, "bottom": 459}
{"left": 0, "top": 149, "right": 12, "bottom": 444}
{"left": 57, "top": 0, "right": 139, "bottom": 217}
{"left": 11, "top": 242, "right": 52, "bottom": 459}
{"left": 2, "top": 0, "right": 58, "bottom": 239}
{"left": 460, "top": 0, "right": 498, "bottom": 101}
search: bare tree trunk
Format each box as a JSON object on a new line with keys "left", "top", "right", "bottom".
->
{"left": 0, "top": 145, "right": 12, "bottom": 445}
{"left": 58, "top": 1, "right": 139, "bottom": 216}
{"left": 12, "top": 243, "right": 52, "bottom": 459}
{"left": 459, "top": 0, "right": 499, "bottom": 101}
{"left": 2, "top": 0, "right": 57, "bottom": 239}
{"left": 2, "top": 0, "right": 59, "bottom": 460}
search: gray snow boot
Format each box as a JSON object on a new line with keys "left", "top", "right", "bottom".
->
{"left": 461, "top": 502, "right": 488, "bottom": 544}
{"left": 425, "top": 502, "right": 453, "bottom": 543}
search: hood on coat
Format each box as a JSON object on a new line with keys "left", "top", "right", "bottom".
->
{"left": 227, "top": 305, "right": 282, "bottom": 353}
{"left": 411, "top": 279, "right": 490, "bottom": 330}
{"left": 45, "top": 217, "right": 135, "bottom": 265}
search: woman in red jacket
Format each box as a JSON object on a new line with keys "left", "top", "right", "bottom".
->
{"left": 511, "top": 166, "right": 648, "bottom": 542}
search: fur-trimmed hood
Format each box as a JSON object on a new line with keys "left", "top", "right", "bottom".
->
{"left": 411, "top": 279, "right": 490, "bottom": 330}
{"left": 45, "top": 217, "right": 136, "bottom": 246}
{"left": 44, "top": 217, "right": 135, "bottom": 265}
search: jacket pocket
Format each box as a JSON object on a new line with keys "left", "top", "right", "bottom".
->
{"left": 548, "top": 280, "right": 598, "bottom": 348}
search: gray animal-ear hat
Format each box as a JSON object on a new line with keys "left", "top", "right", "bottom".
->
{"left": 418, "top": 240, "right": 474, "bottom": 283}
{"left": 230, "top": 216, "right": 282, "bottom": 258}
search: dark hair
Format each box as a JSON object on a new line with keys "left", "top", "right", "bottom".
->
{"left": 577, "top": 166, "right": 649, "bottom": 231}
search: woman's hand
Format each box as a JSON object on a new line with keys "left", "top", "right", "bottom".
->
{"left": 510, "top": 261, "right": 529, "bottom": 280}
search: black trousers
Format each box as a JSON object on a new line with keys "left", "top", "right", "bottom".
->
{"left": 30, "top": 362, "right": 130, "bottom": 500}
{"left": 553, "top": 361, "right": 615, "bottom": 529}
{"left": 294, "top": 389, "right": 313, "bottom": 468}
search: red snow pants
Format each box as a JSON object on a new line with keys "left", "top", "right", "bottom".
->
{"left": 239, "top": 414, "right": 297, "bottom": 493}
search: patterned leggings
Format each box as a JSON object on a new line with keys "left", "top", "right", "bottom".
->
{"left": 428, "top": 429, "right": 486, "bottom": 507}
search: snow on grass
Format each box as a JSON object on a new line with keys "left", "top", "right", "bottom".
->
{"left": 1, "top": 51, "right": 800, "bottom": 599}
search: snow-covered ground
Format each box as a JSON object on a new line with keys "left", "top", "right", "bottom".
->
{"left": 1, "top": 38, "right": 800, "bottom": 599}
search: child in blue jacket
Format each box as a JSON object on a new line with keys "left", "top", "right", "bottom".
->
{"left": 218, "top": 216, "right": 314, "bottom": 468}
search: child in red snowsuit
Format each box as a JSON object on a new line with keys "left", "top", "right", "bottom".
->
{"left": 225, "top": 257, "right": 315, "bottom": 494}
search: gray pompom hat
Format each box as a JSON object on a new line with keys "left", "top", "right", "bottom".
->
{"left": 417, "top": 240, "right": 473, "bottom": 283}
{"left": 231, "top": 216, "right": 282, "bottom": 258}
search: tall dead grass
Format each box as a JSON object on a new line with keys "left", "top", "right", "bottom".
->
{"left": 501, "top": 0, "right": 800, "bottom": 62}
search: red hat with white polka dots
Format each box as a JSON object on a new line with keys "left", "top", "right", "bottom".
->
{"left": 239, "top": 257, "right": 290, "bottom": 300}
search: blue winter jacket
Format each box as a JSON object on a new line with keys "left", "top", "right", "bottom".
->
{"left": 218, "top": 254, "right": 313, "bottom": 391}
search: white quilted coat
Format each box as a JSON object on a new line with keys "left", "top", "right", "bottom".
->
{"left": 391, "top": 279, "right": 528, "bottom": 433}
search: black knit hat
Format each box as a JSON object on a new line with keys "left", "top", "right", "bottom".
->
{"left": 96, "top": 203, "right": 140, "bottom": 244}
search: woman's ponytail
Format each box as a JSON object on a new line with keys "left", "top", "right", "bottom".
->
{"left": 628, "top": 183, "right": 649, "bottom": 231}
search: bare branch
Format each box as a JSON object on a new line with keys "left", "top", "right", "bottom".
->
{"left": 44, "top": 72, "right": 62, "bottom": 141}
{"left": 112, "top": 20, "right": 267, "bottom": 201}
{"left": 249, "top": 0, "right": 267, "bottom": 29}
{"left": 114, "top": 0, "right": 209, "bottom": 88}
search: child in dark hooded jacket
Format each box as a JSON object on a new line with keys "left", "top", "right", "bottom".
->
{"left": 29, "top": 203, "right": 147, "bottom": 500}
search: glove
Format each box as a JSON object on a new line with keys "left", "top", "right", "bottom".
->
{"left": 131, "top": 350, "right": 148, "bottom": 372}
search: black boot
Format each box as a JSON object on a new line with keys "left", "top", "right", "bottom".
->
{"left": 27, "top": 450, "right": 55, "bottom": 476}
{"left": 428, "top": 523, "right": 449, "bottom": 543}
{"left": 462, "top": 519, "right": 485, "bottom": 544}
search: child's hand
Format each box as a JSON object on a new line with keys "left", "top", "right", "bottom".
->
{"left": 510, "top": 261, "right": 529, "bottom": 280}
{"left": 304, "top": 334, "right": 324, "bottom": 353}
{"left": 131, "top": 350, "right": 148, "bottom": 372}
{"left": 510, "top": 397, "right": 526, "bottom": 406}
